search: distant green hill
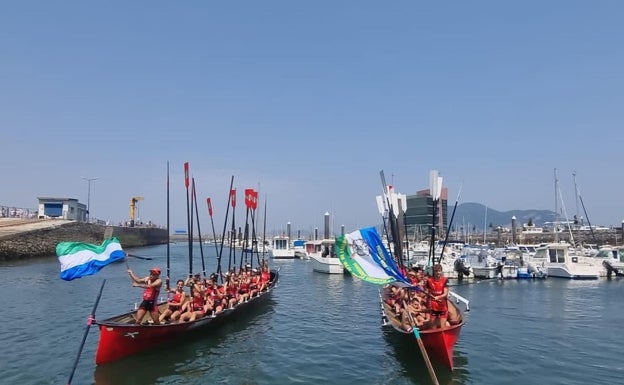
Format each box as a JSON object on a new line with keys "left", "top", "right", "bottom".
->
{"left": 452, "top": 202, "right": 555, "bottom": 232}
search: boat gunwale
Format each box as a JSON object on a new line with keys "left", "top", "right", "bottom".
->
{"left": 96, "top": 269, "right": 279, "bottom": 328}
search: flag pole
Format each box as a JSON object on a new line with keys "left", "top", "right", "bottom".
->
{"left": 66, "top": 279, "right": 106, "bottom": 385}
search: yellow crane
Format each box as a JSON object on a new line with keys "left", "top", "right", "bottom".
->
{"left": 129, "top": 196, "right": 144, "bottom": 227}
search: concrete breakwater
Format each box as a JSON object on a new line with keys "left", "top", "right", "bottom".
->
{"left": 0, "top": 220, "right": 168, "bottom": 260}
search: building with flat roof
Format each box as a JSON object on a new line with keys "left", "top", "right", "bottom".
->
{"left": 403, "top": 188, "right": 448, "bottom": 240}
{"left": 37, "top": 197, "right": 87, "bottom": 221}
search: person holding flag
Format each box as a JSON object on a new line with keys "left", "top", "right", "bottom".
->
{"left": 128, "top": 266, "right": 163, "bottom": 325}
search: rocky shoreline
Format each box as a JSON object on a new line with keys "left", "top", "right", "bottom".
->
{"left": 0, "top": 220, "right": 168, "bottom": 260}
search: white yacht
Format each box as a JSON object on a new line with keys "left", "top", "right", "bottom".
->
{"left": 532, "top": 243, "right": 600, "bottom": 279}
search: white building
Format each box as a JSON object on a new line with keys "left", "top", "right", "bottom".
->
{"left": 37, "top": 197, "right": 87, "bottom": 221}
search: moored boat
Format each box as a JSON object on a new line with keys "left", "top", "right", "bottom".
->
{"left": 308, "top": 238, "right": 344, "bottom": 274}
{"left": 533, "top": 243, "right": 600, "bottom": 279}
{"left": 269, "top": 234, "right": 295, "bottom": 259}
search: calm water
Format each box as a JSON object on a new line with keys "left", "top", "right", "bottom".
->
{"left": 0, "top": 242, "right": 622, "bottom": 385}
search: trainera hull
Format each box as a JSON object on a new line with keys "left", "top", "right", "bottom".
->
{"left": 381, "top": 289, "right": 463, "bottom": 371}
{"left": 95, "top": 269, "right": 279, "bottom": 365}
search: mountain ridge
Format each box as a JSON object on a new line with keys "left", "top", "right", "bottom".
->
{"left": 453, "top": 202, "right": 555, "bottom": 231}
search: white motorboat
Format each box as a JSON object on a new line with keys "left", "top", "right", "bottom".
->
{"left": 593, "top": 246, "right": 624, "bottom": 277}
{"left": 269, "top": 235, "right": 295, "bottom": 259}
{"left": 533, "top": 243, "right": 600, "bottom": 279}
{"left": 292, "top": 239, "right": 307, "bottom": 259}
{"left": 307, "top": 239, "right": 344, "bottom": 274}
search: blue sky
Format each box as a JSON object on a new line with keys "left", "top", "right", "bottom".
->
{"left": 1, "top": 1, "right": 622, "bottom": 235}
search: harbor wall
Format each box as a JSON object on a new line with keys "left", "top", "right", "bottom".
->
{"left": 0, "top": 221, "right": 168, "bottom": 260}
{"left": 452, "top": 229, "right": 623, "bottom": 247}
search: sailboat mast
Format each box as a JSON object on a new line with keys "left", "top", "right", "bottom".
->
{"left": 554, "top": 168, "right": 559, "bottom": 242}
{"left": 573, "top": 171, "right": 580, "bottom": 225}
{"left": 483, "top": 205, "right": 487, "bottom": 244}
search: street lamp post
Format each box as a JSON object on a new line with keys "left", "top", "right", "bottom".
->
{"left": 81, "top": 176, "right": 99, "bottom": 222}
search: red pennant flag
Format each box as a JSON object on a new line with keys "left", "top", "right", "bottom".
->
{"left": 207, "top": 197, "right": 213, "bottom": 217}
{"left": 230, "top": 189, "right": 236, "bottom": 208}
{"left": 244, "top": 188, "right": 254, "bottom": 209}
{"left": 184, "top": 162, "right": 189, "bottom": 189}
{"left": 251, "top": 190, "right": 258, "bottom": 210}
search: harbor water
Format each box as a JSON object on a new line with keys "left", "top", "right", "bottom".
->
{"left": 0, "top": 242, "right": 622, "bottom": 385}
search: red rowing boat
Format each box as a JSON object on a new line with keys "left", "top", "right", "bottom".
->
{"left": 95, "top": 269, "right": 279, "bottom": 365}
{"left": 380, "top": 288, "right": 464, "bottom": 371}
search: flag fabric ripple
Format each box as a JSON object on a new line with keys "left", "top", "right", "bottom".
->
{"left": 57, "top": 237, "right": 125, "bottom": 281}
{"left": 335, "top": 227, "right": 411, "bottom": 286}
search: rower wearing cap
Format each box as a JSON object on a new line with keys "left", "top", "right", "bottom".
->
{"left": 128, "top": 266, "right": 163, "bottom": 325}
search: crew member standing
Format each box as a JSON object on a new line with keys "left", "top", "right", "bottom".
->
{"left": 128, "top": 266, "right": 163, "bottom": 325}
{"left": 426, "top": 264, "right": 449, "bottom": 328}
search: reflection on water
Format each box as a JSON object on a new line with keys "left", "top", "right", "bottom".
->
{"left": 382, "top": 328, "right": 468, "bottom": 385}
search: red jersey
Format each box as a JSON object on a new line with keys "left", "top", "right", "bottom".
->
{"left": 142, "top": 285, "right": 160, "bottom": 301}
{"left": 426, "top": 276, "right": 448, "bottom": 312}
{"left": 191, "top": 295, "right": 205, "bottom": 311}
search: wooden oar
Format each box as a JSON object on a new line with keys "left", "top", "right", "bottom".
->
{"left": 403, "top": 300, "right": 439, "bottom": 385}
{"left": 67, "top": 279, "right": 106, "bottom": 385}
{"left": 126, "top": 253, "right": 153, "bottom": 261}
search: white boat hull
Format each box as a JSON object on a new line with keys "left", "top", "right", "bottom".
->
{"left": 471, "top": 266, "right": 498, "bottom": 279}
{"left": 270, "top": 249, "right": 296, "bottom": 259}
{"left": 547, "top": 264, "right": 600, "bottom": 279}
{"left": 310, "top": 254, "right": 344, "bottom": 274}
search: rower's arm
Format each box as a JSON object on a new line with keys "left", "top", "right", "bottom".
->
{"left": 127, "top": 270, "right": 143, "bottom": 284}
